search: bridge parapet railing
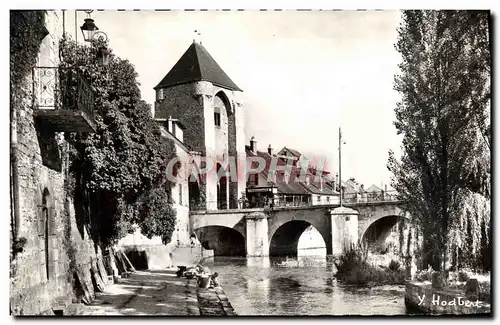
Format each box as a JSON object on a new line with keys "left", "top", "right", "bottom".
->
{"left": 191, "top": 199, "right": 313, "bottom": 210}
{"left": 343, "top": 190, "right": 399, "bottom": 204}
{"left": 189, "top": 191, "right": 401, "bottom": 212}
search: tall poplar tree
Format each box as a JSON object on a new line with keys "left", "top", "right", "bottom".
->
{"left": 388, "top": 10, "right": 491, "bottom": 271}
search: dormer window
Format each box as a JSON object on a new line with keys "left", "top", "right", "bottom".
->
{"left": 214, "top": 112, "right": 221, "bottom": 127}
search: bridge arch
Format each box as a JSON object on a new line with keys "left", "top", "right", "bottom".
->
{"left": 361, "top": 215, "right": 401, "bottom": 253}
{"left": 357, "top": 204, "right": 406, "bottom": 238}
{"left": 194, "top": 225, "right": 246, "bottom": 257}
{"left": 357, "top": 204, "right": 410, "bottom": 253}
{"left": 268, "top": 208, "right": 331, "bottom": 256}
{"left": 269, "top": 221, "right": 328, "bottom": 257}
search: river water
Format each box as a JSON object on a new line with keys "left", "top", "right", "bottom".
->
{"left": 202, "top": 254, "right": 409, "bottom": 316}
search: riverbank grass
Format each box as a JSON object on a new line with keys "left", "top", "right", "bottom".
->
{"left": 335, "top": 246, "right": 405, "bottom": 286}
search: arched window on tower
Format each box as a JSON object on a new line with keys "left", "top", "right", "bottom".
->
{"left": 214, "top": 107, "right": 221, "bottom": 127}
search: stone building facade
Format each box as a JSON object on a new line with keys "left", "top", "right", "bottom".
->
{"left": 10, "top": 11, "right": 107, "bottom": 315}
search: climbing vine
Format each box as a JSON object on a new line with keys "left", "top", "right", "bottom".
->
{"left": 10, "top": 11, "right": 47, "bottom": 265}
{"left": 10, "top": 10, "right": 48, "bottom": 87}
{"left": 60, "top": 37, "right": 178, "bottom": 246}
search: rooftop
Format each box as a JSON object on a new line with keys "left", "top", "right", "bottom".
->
{"left": 155, "top": 41, "right": 242, "bottom": 92}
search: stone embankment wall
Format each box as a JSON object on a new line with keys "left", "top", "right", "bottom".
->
{"left": 185, "top": 278, "right": 237, "bottom": 316}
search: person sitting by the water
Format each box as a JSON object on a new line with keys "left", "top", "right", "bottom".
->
{"left": 196, "top": 264, "right": 211, "bottom": 275}
{"left": 190, "top": 233, "right": 197, "bottom": 247}
{"left": 210, "top": 272, "right": 220, "bottom": 288}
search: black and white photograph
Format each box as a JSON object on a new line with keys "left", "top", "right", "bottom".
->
{"left": 8, "top": 8, "right": 492, "bottom": 316}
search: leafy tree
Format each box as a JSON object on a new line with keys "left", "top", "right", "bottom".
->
{"left": 137, "top": 186, "right": 177, "bottom": 245}
{"left": 388, "top": 10, "right": 491, "bottom": 271}
{"left": 60, "top": 37, "right": 178, "bottom": 246}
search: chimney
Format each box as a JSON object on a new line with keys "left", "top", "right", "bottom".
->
{"left": 268, "top": 144, "right": 273, "bottom": 155}
{"left": 167, "top": 116, "right": 173, "bottom": 133}
{"left": 385, "top": 184, "right": 388, "bottom": 192}
{"left": 250, "top": 136, "right": 257, "bottom": 154}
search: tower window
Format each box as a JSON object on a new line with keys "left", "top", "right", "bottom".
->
{"left": 214, "top": 112, "right": 221, "bottom": 127}
{"left": 156, "top": 89, "right": 164, "bottom": 101}
{"left": 179, "top": 185, "right": 183, "bottom": 205}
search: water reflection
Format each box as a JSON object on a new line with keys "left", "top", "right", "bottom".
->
{"left": 246, "top": 256, "right": 271, "bottom": 268}
{"left": 204, "top": 256, "right": 407, "bottom": 316}
{"left": 246, "top": 277, "right": 270, "bottom": 307}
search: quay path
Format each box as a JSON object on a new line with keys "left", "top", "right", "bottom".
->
{"left": 75, "top": 269, "right": 237, "bottom": 316}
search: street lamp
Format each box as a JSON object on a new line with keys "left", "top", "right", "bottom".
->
{"left": 80, "top": 17, "right": 98, "bottom": 42}
{"left": 96, "top": 45, "right": 110, "bottom": 66}
{"left": 80, "top": 10, "right": 110, "bottom": 66}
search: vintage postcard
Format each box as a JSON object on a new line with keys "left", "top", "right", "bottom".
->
{"left": 9, "top": 9, "right": 491, "bottom": 316}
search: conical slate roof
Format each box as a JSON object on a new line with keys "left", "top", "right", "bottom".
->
{"left": 154, "top": 42, "right": 242, "bottom": 92}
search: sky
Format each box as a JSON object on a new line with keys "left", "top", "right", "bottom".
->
{"left": 64, "top": 10, "right": 403, "bottom": 188}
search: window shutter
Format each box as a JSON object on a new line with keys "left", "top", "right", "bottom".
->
{"left": 37, "top": 205, "right": 45, "bottom": 237}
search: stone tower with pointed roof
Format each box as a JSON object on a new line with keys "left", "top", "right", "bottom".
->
{"left": 154, "top": 41, "right": 246, "bottom": 211}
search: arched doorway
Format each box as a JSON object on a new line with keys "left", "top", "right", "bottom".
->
{"left": 216, "top": 163, "right": 228, "bottom": 210}
{"left": 188, "top": 161, "right": 205, "bottom": 210}
{"left": 189, "top": 180, "right": 201, "bottom": 210}
{"left": 214, "top": 91, "right": 238, "bottom": 209}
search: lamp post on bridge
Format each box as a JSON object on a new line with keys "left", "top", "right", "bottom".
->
{"left": 338, "top": 127, "right": 346, "bottom": 207}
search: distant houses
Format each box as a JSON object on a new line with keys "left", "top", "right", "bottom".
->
{"left": 244, "top": 137, "right": 339, "bottom": 208}
{"left": 243, "top": 138, "right": 396, "bottom": 208}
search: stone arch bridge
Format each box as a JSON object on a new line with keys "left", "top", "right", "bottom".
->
{"left": 190, "top": 201, "right": 409, "bottom": 257}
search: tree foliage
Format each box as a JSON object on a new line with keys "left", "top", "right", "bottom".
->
{"left": 388, "top": 10, "right": 491, "bottom": 271}
{"left": 60, "top": 37, "right": 177, "bottom": 246}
